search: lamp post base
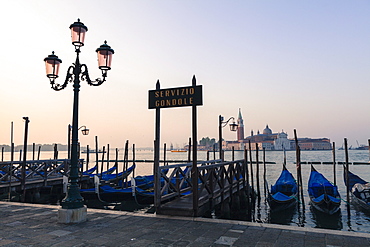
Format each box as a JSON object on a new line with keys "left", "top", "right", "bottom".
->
{"left": 58, "top": 206, "right": 87, "bottom": 224}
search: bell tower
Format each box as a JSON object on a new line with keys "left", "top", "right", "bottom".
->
{"left": 237, "top": 108, "right": 244, "bottom": 141}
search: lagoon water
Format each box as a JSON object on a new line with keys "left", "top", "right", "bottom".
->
{"left": 2, "top": 149, "right": 370, "bottom": 233}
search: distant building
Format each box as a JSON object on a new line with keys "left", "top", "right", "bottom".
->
{"left": 222, "top": 109, "right": 332, "bottom": 151}
{"left": 293, "top": 138, "right": 332, "bottom": 150}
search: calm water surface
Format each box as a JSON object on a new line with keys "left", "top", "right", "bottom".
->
{"left": 3, "top": 149, "right": 370, "bottom": 233}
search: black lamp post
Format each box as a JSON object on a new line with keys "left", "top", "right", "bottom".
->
{"left": 44, "top": 19, "right": 114, "bottom": 210}
{"left": 218, "top": 115, "right": 238, "bottom": 161}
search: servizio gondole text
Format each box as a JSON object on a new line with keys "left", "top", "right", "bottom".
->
{"left": 148, "top": 85, "right": 202, "bottom": 109}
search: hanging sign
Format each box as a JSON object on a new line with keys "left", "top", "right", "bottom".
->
{"left": 148, "top": 85, "right": 203, "bottom": 109}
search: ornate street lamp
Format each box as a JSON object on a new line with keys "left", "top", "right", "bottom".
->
{"left": 218, "top": 115, "right": 238, "bottom": 161}
{"left": 44, "top": 19, "right": 114, "bottom": 220}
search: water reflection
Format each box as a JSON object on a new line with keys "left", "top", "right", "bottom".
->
{"left": 346, "top": 204, "right": 353, "bottom": 231}
{"left": 255, "top": 197, "right": 263, "bottom": 223}
{"left": 269, "top": 206, "right": 296, "bottom": 225}
{"left": 310, "top": 205, "right": 343, "bottom": 230}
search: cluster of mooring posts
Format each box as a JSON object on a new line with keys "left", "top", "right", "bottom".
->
{"left": 1, "top": 132, "right": 369, "bottom": 224}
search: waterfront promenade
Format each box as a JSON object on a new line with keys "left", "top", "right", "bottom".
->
{"left": 0, "top": 201, "right": 369, "bottom": 247}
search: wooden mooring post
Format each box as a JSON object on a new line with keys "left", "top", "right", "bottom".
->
{"left": 100, "top": 146, "right": 106, "bottom": 178}
{"left": 122, "top": 141, "right": 129, "bottom": 187}
{"left": 191, "top": 75, "right": 199, "bottom": 216}
{"left": 248, "top": 140, "right": 254, "bottom": 193}
{"left": 107, "top": 144, "right": 110, "bottom": 172}
{"left": 294, "top": 129, "right": 305, "bottom": 208}
{"left": 153, "top": 80, "right": 161, "bottom": 208}
{"left": 368, "top": 139, "right": 370, "bottom": 161}
{"left": 244, "top": 147, "right": 250, "bottom": 211}
{"left": 344, "top": 138, "right": 350, "bottom": 207}
{"left": 187, "top": 138, "right": 191, "bottom": 162}
{"left": 53, "top": 144, "right": 58, "bottom": 160}
{"left": 21, "top": 117, "right": 30, "bottom": 202}
{"left": 332, "top": 142, "right": 336, "bottom": 186}
{"left": 95, "top": 136, "right": 99, "bottom": 175}
{"left": 263, "top": 147, "right": 266, "bottom": 197}
{"left": 37, "top": 146, "right": 41, "bottom": 160}
{"left": 132, "top": 144, "right": 136, "bottom": 178}
{"left": 255, "top": 143, "right": 260, "bottom": 199}
{"left": 164, "top": 143, "right": 167, "bottom": 166}
{"left": 115, "top": 148, "right": 119, "bottom": 181}
{"left": 32, "top": 143, "right": 35, "bottom": 161}
{"left": 85, "top": 145, "right": 90, "bottom": 171}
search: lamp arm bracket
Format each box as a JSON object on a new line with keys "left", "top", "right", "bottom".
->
{"left": 50, "top": 65, "right": 75, "bottom": 91}
{"left": 221, "top": 117, "right": 235, "bottom": 128}
{"left": 78, "top": 125, "right": 87, "bottom": 130}
{"left": 80, "top": 64, "right": 107, "bottom": 86}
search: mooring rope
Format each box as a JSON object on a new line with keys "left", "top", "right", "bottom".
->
{"left": 93, "top": 175, "right": 149, "bottom": 207}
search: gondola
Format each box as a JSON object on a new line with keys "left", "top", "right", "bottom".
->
{"left": 80, "top": 171, "right": 156, "bottom": 203}
{"left": 82, "top": 165, "right": 98, "bottom": 175}
{"left": 308, "top": 165, "right": 341, "bottom": 215}
{"left": 100, "top": 164, "right": 136, "bottom": 183}
{"left": 134, "top": 183, "right": 192, "bottom": 205}
{"left": 80, "top": 168, "right": 188, "bottom": 204}
{"left": 86, "top": 165, "right": 117, "bottom": 177}
{"left": 267, "top": 165, "right": 298, "bottom": 212}
{"left": 344, "top": 170, "right": 370, "bottom": 212}
{"left": 80, "top": 176, "right": 162, "bottom": 204}
{"left": 117, "top": 168, "right": 170, "bottom": 189}
{"left": 80, "top": 184, "right": 135, "bottom": 202}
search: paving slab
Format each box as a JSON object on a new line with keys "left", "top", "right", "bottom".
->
{"left": 0, "top": 201, "right": 369, "bottom": 247}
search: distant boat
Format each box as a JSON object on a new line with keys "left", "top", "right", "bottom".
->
{"left": 81, "top": 149, "right": 106, "bottom": 154}
{"left": 354, "top": 145, "right": 369, "bottom": 150}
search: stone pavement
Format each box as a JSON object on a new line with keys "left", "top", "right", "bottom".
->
{"left": 0, "top": 201, "right": 369, "bottom": 247}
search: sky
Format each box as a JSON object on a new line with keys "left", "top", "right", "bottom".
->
{"left": 0, "top": 1, "right": 369, "bottom": 150}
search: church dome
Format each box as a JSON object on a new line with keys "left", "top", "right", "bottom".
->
{"left": 263, "top": 125, "right": 272, "bottom": 135}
